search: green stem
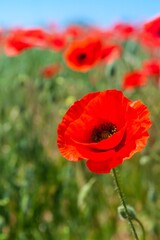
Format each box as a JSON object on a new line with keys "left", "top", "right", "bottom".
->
{"left": 134, "top": 218, "right": 145, "bottom": 240}
{"left": 111, "top": 168, "right": 139, "bottom": 240}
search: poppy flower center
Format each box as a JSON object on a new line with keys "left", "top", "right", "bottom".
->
{"left": 91, "top": 122, "right": 117, "bottom": 142}
{"left": 77, "top": 53, "right": 87, "bottom": 62}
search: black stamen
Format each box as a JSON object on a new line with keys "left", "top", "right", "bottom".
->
{"left": 91, "top": 122, "right": 117, "bottom": 142}
{"left": 77, "top": 53, "right": 87, "bottom": 62}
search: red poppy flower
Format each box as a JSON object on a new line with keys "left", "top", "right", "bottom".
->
{"left": 41, "top": 63, "right": 61, "bottom": 79}
{"left": 4, "top": 28, "right": 48, "bottom": 56}
{"left": 64, "top": 36, "right": 102, "bottom": 72}
{"left": 57, "top": 90, "right": 151, "bottom": 174}
{"left": 47, "top": 32, "right": 67, "bottom": 51}
{"left": 141, "top": 15, "right": 160, "bottom": 47}
{"left": 143, "top": 59, "right": 160, "bottom": 77}
{"left": 123, "top": 71, "right": 147, "bottom": 89}
{"left": 112, "top": 22, "right": 136, "bottom": 40}
{"left": 101, "top": 44, "right": 121, "bottom": 63}
{"left": 65, "top": 24, "right": 87, "bottom": 39}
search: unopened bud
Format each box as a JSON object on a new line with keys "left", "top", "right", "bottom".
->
{"left": 118, "top": 205, "right": 137, "bottom": 220}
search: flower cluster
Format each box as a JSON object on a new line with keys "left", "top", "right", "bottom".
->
{"left": 0, "top": 16, "right": 159, "bottom": 88}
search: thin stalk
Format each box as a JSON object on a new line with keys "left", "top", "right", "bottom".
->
{"left": 134, "top": 218, "right": 145, "bottom": 240}
{"left": 111, "top": 168, "right": 139, "bottom": 240}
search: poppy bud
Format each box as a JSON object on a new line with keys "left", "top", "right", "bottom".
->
{"left": 118, "top": 205, "right": 137, "bottom": 220}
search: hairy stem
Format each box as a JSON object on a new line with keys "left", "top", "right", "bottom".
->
{"left": 111, "top": 168, "right": 139, "bottom": 240}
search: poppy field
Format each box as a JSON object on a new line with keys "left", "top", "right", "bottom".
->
{"left": 0, "top": 16, "right": 160, "bottom": 240}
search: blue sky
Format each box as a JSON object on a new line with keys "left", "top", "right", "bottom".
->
{"left": 0, "top": 0, "right": 159, "bottom": 28}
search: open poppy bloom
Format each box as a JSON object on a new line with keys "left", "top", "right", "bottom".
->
{"left": 123, "top": 71, "right": 147, "bottom": 90}
{"left": 57, "top": 90, "right": 151, "bottom": 174}
{"left": 64, "top": 36, "right": 102, "bottom": 72}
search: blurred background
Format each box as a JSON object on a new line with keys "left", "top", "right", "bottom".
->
{"left": 0, "top": 1, "right": 160, "bottom": 240}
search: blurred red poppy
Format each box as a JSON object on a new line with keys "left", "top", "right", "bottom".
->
{"left": 65, "top": 24, "right": 87, "bottom": 39}
{"left": 143, "top": 59, "right": 160, "bottom": 77}
{"left": 4, "top": 28, "right": 48, "bottom": 56}
{"left": 57, "top": 90, "right": 151, "bottom": 174}
{"left": 112, "top": 22, "right": 136, "bottom": 40}
{"left": 101, "top": 44, "right": 121, "bottom": 63}
{"left": 64, "top": 36, "right": 102, "bottom": 72}
{"left": 41, "top": 63, "right": 61, "bottom": 79}
{"left": 47, "top": 32, "right": 67, "bottom": 51}
{"left": 141, "top": 15, "right": 160, "bottom": 47}
{"left": 123, "top": 71, "right": 147, "bottom": 89}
